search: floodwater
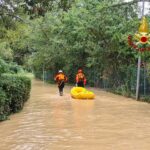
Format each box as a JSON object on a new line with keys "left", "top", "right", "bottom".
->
{"left": 1, "top": 80, "right": 150, "bottom": 150}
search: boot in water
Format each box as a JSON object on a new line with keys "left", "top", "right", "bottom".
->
{"left": 60, "top": 92, "right": 63, "bottom": 96}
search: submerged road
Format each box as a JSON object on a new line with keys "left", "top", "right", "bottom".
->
{"left": 0, "top": 80, "right": 150, "bottom": 150}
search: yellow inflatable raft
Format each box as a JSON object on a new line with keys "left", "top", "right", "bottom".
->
{"left": 71, "top": 87, "right": 95, "bottom": 99}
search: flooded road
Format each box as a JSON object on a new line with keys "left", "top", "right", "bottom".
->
{"left": 1, "top": 80, "right": 150, "bottom": 150}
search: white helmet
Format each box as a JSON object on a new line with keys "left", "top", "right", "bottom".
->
{"left": 58, "top": 70, "right": 63, "bottom": 73}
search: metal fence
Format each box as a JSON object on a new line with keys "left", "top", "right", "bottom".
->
{"left": 34, "top": 66, "right": 150, "bottom": 99}
{"left": 86, "top": 66, "right": 150, "bottom": 98}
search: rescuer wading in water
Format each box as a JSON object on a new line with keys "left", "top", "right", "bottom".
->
{"left": 54, "top": 70, "right": 68, "bottom": 96}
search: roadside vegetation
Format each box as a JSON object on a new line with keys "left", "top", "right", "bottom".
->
{"left": 1, "top": 0, "right": 150, "bottom": 116}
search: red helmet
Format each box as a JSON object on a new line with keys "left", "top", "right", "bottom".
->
{"left": 78, "top": 69, "right": 83, "bottom": 73}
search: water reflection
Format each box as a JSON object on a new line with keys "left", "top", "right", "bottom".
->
{"left": 0, "top": 80, "right": 150, "bottom": 150}
{"left": 71, "top": 100, "right": 95, "bottom": 128}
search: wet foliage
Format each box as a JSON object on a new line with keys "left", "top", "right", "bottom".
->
{"left": 1, "top": 0, "right": 150, "bottom": 101}
{"left": 0, "top": 74, "right": 31, "bottom": 121}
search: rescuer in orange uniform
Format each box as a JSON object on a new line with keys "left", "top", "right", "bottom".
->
{"left": 54, "top": 70, "right": 68, "bottom": 96}
{"left": 76, "top": 69, "right": 86, "bottom": 87}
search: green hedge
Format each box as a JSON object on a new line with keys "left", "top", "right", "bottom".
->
{"left": 0, "top": 89, "right": 10, "bottom": 121}
{"left": 0, "top": 74, "right": 31, "bottom": 121}
{"left": 0, "top": 59, "right": 9, "bottom": 75}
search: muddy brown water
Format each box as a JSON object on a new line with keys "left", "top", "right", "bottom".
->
{"left": 1, "top": 80, "right": 150, "bottom": 150}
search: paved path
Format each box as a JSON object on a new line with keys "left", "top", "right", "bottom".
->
{"left": 0, "top": 80, "right": 150, "bottom": 150}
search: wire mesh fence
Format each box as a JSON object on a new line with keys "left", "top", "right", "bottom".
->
{"left": 34, "top": 65, "right": 150, "bottom": 99}
{"left": 85, "top": 66, "right": 150, "bottom": 98}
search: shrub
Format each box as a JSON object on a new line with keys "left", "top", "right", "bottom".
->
{"left": 0, "top": 74, "right": 31, "bottom": 121}
{"left": 0, "top": 89, "right": 10, "bottom": 121}
{"left": 0, "top": 59, "right": 9, "bottom": 75}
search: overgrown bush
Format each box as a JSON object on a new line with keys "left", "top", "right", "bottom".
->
{"left": 0, "top": 59, "right": 9, "bottom": 75}
{"left": 0, "top": 58, "right": 24, "bottom": 75}
{"left": 0, "top": 74, "right": 31, "bottom": 121}
{"left": 0, "top": 89, "right": 10, "bottom": 121}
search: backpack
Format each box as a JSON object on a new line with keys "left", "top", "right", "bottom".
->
{"left": 77, "top": 73, "right": 85, "bottom": 81}
{"left": 58, "top": 74, "right": 65, "bottom": 80}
